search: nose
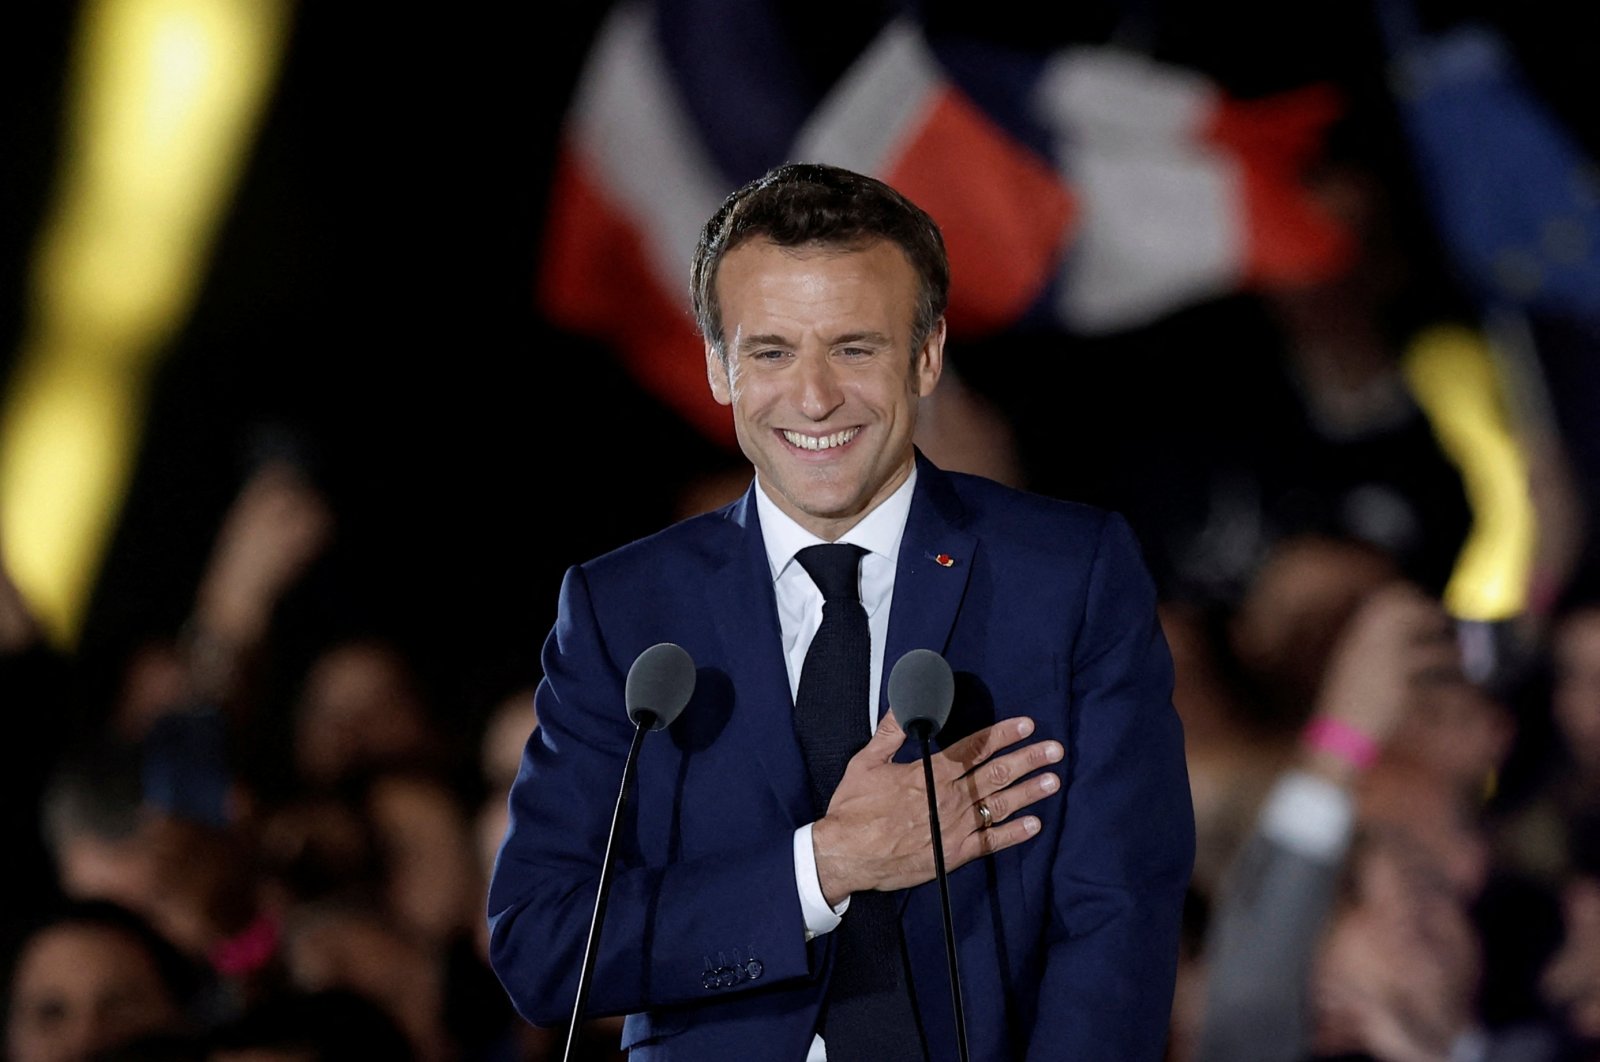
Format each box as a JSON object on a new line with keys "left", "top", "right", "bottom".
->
{"left": 795, "top": 352, "right": 844, "bottom": 421}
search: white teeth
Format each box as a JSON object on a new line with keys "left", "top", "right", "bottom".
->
{"left": 783, "top": 428, "right": 858, "bottom": 451}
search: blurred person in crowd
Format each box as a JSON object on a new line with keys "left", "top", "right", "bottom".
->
{"left": 0, "top": 535, "right": 90, "bottom": 951}
{"left": 256, "top": 765, "right": 516, "bottom": 1062}
{"left": 3, "top": 901, "right": 205, "bottom": 1062}
{"left": 40, "top": 739, "right": 283, "bottom": 1014}
{"left": 98, "top": 457, "right": 334, "bottom": 748}
{"left": 364, "top": 769, "right": 482, "bottom": 951}
{"left": 1226, "top": 534, "right": 1403, "bottom": 736}
{"left": 1191, "top": 576, "right": 1567, "bottom": 1061}
{"left": 291, "top": 638, "right": 442, "bottom": 790}
{"left": 1540, "top": 823, "right": 1600, "bottom": 1056}
{"left": 93, "top": 456, "right": 334, "bottom": 839}
{"left": 488, "top": 162, "right": 1193, "bottom": 1059}
{"left": 177, "top": 460, "right": 332, "bottom": 715}
{"left": 364, "top": 763, "right": 532, "bottom": 1059}
{"left": 1171, "top": 534, "right": 1404, "bottom": 910}
{"left": 38, "top": 742, "right": 155, "bottom": 929}
{"left": 1306, "top": 824, "right": 1505, "bottom": 1062}
{"left": 1495, "top": 602, "right": 1600, "bottom": 890}
{"left": 1162, "top": 599, "right": 1297, "bottom": 902}
{"left": 469, "top": 691, "right": 562, "bottom": 1062}
{"left": 472, "top": 690, "right": 625, "bottom": 1061}
{"left": 1193, "top": 579, "right": 1459, "bottom": 1061}
{"left": 1381, "top": 676, "right": 1515, "bottom": 810}
{"left": 276, "top": 899, "right": 451, "bottom": 1062}
{"left": 251, "top": 791, "right": 381, "bottom": 920}
{"left": 473, "top": 689, "right": 535, "bottom": 955}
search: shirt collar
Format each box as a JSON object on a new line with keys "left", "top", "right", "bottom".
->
{"left": 755, "top": 465, "right": 918, "bottom": 582}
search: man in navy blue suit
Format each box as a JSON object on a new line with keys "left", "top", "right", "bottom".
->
{"left": 487, "top": 163, "right": 1194, "bottom": 1060}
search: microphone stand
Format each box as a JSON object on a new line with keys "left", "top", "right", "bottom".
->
{"left": 563, "top": 712, "right": 653, "bottom": 1062}
{"left": 912, "top": 722, "right": 970, "bottom": 1062}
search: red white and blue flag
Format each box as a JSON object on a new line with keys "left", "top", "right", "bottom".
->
{"left": 540, "top": 1, "right": 1355, "bottom": 444}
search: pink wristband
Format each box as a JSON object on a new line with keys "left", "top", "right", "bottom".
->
{"left": 1302, "top": 715, "right": 1381, "bottom": 771}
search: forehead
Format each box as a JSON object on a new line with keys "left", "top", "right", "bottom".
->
{"left": 14, "top": 924, "right": 161, "bottom": 994}
{"left": 715, "top": 238, "right": 919, "bottom": 334}
{"left": 1556, "top": 610, "right": 1600, "bottom": 663}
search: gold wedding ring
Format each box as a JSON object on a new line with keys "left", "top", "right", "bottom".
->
{"left": 977, "top": 803, "right": 993, "bottom": 830}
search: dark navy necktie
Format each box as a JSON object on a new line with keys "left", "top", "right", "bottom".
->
{"left": 793, "top": 544, "right": 925, "bottom": 1060}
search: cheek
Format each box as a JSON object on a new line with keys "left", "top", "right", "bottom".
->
{"left": 727, "top": 370, "right": 781, "bottom": 417}
{"left": 1555, "top": 693, "right": 1600, "bottom": 740}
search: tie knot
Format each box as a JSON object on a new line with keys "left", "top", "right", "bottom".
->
{"left": 795, "top": 543, "right": 867, "bottom": 602}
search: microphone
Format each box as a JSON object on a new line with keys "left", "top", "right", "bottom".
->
{"left": 625, "top": 641, "right": 696, "bottom": 731}
{"left": 564, "top": 643, "right": 696, "bottom": 1062}
{"left": 888, "top": 649, "right": 969, "bottom": 1062}
{"left": 889, "top": 648, "right": 955, "bottom": 741}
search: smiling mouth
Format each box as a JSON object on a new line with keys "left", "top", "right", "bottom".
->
{"left": 781, "top": 427, "right": 860, "bottom": 452}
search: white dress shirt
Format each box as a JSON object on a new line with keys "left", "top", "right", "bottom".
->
{"left": 752, "top": 467, "right": 917, "bottom": 1062}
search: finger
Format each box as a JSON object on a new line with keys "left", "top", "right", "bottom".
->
{"left": 857, "top": 708, "right": 906, "bottom": 765}
{"left": 938, "top": 716, "right": 1035, "bottom": 772}
{"left": 969, "top": 770, "right": 1060, "bottom": 828}
{"left": 956, "top": 813, "right": 1041, "bottom": 865}
{"left": 956, "top": 737, "right": 1064, "bottom": 798}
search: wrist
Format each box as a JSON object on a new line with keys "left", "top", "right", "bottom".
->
{"left": 1301, "top": 714, "right": 1381, "bottom": 776}
{"left": 809, "top": 817, "right": 855, "bottom": 907}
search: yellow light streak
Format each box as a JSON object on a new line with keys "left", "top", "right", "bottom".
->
{"left": 1402, "top": 324, "right": 1538, "bottom": 622}
{"left": 0, "top": 0, "right": 293, "bottom": 645}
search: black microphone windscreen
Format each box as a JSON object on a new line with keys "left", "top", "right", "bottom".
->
{"left": 889, "top": 649, "right": 954, "bottom": 735}
{"left": 625, "top": 643, "right": 696, "bottom": 730}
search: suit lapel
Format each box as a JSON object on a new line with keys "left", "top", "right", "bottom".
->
{"left": 880, "top": 456, "right": 978, "bottom": 734}
{"left": 707, "top": 486, "right": 814, "bottom": 825}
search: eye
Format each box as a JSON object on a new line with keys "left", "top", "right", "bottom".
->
{"left": 837, "top": 346, "right": 873, "bottom": 359}
{"left": 24, "top": 999, "right": 68, "bottom": 1030}
{"left": 748, "top": 349, "right": 788, "bottom": 362}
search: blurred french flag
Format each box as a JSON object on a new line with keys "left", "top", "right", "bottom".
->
{"left": 539, "top": 1, "right": 1354, "bottom": 443}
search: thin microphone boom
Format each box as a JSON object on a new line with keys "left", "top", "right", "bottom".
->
{"left": 563, "top": 642, "right": 695, "bottom": 1062}
{"left": 889, "top": 649, "right": 969, "bottom": 1062}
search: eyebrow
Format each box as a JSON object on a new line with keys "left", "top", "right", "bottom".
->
{"left": 734, "top": 331, "right": 894, "bottom": 353}
{"left": 735, "top": 334, "right": 793, "bottom": 352}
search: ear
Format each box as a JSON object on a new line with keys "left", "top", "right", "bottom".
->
{"left": 705, "top": 343, "right": 732, "bottom": 406}
{"left": 914, "top": 317, "right": 946, "bottom": 398}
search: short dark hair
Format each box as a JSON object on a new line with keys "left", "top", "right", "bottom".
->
{"left": 3, "top": 900, "right": 206, "bottom": 1015}
{"left": 691, "top": 162, "right": 950, "bottom": 360}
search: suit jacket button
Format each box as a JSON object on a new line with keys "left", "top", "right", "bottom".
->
{"left": 744, "top": 959, "right": 763, "bottom": 980}
{"left": 702, "top": 970, "right": 719, "bottom": 991}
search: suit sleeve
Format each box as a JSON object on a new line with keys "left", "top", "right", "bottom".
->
{"left": 485, "top": 565, "right": 815, "bottom": 1026}
{"left": 1026, "top": 512, "right": 1196, "bottom": 1061}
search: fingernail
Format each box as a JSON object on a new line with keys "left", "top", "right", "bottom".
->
{"left": 1017, "top": 718, "right": 1034, "bottom": 737}
{"left": 1045, "top": 742, "right": 1063, "bottom": 762}
{"left": 1040, "top": 774, "right": 1058, "bottom": 793}
{"left": 1024, "top": 816, "right": 1040, "bottom": 835}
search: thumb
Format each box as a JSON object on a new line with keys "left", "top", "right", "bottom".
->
{"left": 862, "top": 708, "right": 905, "bottom": 763}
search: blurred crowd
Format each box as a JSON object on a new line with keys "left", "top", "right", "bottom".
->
{"left": 6, "top": 7, "right": 1600, "bottom": 1062}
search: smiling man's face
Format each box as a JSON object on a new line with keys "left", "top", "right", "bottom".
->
{"left": 706, "top": 237, "right": 943, "bottom": 541}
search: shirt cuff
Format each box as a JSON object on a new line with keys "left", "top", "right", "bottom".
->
{"left": 794, "top": 824, "right": 848, "bottom": 940}
{"left": 1259, "top": 769, "right": 1355, "bottom": 862}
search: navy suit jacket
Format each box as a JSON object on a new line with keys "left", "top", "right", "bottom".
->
{"left": 487, "top": 455, "right": 1194, "bottom": 1060}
